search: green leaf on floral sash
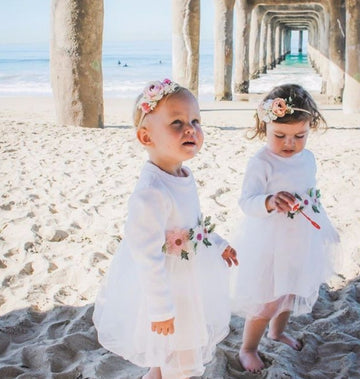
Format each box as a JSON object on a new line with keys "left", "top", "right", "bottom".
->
{"left": 312, "top": 205, "right": 320, "bottom": 213}
{"left": 294, "top": 193, "right": 302, "bottom": 201}
{"left": 181, "top": 250, "right": 189, "bottom": 260}
{"left": 204, "top": 215, "right": 211, "bottom": 226}
{"left": 207, "top": 223, "right": 215, "bottom": 233}
{"left": 203, "top": 238, "right": 212, "bottom": 247}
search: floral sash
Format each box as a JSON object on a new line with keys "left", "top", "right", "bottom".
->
{"left": 162, "top": 215, "right": 215, "bottom": 260}
{"left": 287, "top": 188, "right": 321, "bottom": 229}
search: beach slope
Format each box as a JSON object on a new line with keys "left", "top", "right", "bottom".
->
{"left": 0, "top": 97, "right": 359, "bottom": 378}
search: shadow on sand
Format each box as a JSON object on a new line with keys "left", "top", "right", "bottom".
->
{"left": 1, "top": 277, "right": 359, "bottom": 378}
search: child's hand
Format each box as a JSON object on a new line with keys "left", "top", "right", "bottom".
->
{"left": 266, "top": 191, "right": 296, "bottom": 213}
{"left": 222, "top": 245, "right": 238, "bottom": 267}
{"left": 151, "top": 317, "right": 175, "bottom": 336}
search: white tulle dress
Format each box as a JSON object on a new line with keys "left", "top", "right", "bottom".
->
{"left": 93, "top": 162, "right": 230, "bottom": 378}
{"left": 231, "top": 146, "right": 340, "bottom": 319}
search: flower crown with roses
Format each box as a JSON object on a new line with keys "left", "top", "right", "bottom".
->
{"left": 257, "top": 97, "right": 312, "bottom": 123}
{"left": 136, "top": 79, "right": 180, "bottom": 127}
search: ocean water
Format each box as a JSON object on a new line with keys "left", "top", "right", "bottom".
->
{"left": 0, "top": 40, "right": 320, "bottom": 101}
{"left": 249, "top": 53, "right": 322, "bottom": 94}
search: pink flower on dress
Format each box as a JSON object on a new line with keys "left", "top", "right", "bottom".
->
{"left": 162, "top": 215, "right": 215, "bottom": 260}
{"left": 164, "top": 229, "right": 189, "bottom": 256}
{"left": 192, "top": 225, "right": 207, "bottom": 242}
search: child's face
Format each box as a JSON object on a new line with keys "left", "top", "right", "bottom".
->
{"left": 266, "top": 120, "right": 310, "bottom": 158}
{"left": 138, "top": 90, "right": 203, "bottom": 174}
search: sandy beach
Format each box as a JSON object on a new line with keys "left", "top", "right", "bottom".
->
{"left": 1, "top": 95, "right": 360, "bottom": 378}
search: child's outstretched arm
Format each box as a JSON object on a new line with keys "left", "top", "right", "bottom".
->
{"left": 151, "top": 317, "right": 175, "bottom": 336}
{"left": 222, "top": 245, "right": 238, "bottom": 267}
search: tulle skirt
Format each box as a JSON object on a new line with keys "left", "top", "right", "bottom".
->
{"left": 230, "top": 208, "right": 340, "bottom": 319}
{"left": 93, "top": 241, "right": 230, "bottom": 378}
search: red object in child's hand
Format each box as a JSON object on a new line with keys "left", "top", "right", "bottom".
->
{"left": 292, "top": 203, "right": 321, "bottom": 230}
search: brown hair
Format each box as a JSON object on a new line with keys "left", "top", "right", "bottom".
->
{"left": 249, "top": 84, "right": 327, "bottom": 140}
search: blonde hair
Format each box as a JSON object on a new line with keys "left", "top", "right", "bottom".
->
{"left": 249, "top": 84, "right": 327, "bottom": 140}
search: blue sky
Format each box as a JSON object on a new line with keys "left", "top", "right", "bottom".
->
{"left": 0, "top": 0, "right": 214, "bottom": 44}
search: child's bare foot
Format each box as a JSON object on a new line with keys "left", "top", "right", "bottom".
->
{"left": 239, "top": 348, "right": 265, "bottom": 373}
{"left": 268, "top": 332, "right": 303, "bottom": 351}
{"left": 142, "top": 367, "right": 161, "bottom": 379}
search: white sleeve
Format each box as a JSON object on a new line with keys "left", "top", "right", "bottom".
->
{"left": 239, "top": 157, "right": 273, "bottom": 218}
{"left": 124, "top": 186, "right": 175, "bottom": 322}
{"left": 210, "top": 232, "right": 229, "bottom": 253}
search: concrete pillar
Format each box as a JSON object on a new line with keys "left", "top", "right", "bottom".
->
{"left": 299, "top": 30, "right": 303, "bottom": 53}
{"left": 343, "top": 0, "right": 360, "bottom": 113}
{"left": 50, "top": 0, "right": 104, "bottom": 128}
{"left": 234, "top": 0, "right": 251, "bottom": 95}
{"left": 327, "top": 0, "right": 346, "bottom": 103}
{"left": 214, "top": 0, "right": 235, "bottom": 100}
{"left": 281, "top": 27, "right": 287, "bottom": 61}
{"left": 266, "top": 22, "right": 275, "bottom": 69}
{"left": 275, "top": 24, "right": 281, "bottom": 64}
{"left": 307, "top": 10, "right": 329, "bottom": 93}
{"left": 249, "top": 6, "right": 263, "bottom": 79}
{"left": 259, "top": 18, "right": 268, "bottom": 74}
{"left": 286, "top": 29, "right": 291, "bottom": 55}
{"left": 172, "top": 0, "right": 200, "bottom": 96}
{"left": 319, "top": 11, "right": 330, "bottom": 94}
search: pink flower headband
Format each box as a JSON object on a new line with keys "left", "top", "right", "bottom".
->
{"left": 257, "top": 97, "right": 311, "bottom": 123}
{"left": 137, "top": 79, "right": 180, "bottom": 127}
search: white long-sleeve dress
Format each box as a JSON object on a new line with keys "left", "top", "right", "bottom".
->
{"left": 93, "top": 161, "right": 230, "bottom": 378}
{"left": 231, "top": 146, "right": 340, "bottom": 319}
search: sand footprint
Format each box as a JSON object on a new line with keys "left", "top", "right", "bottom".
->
{"left": 0, "top": 366, "right": 25, "bottom": 378}
{"left": 47, "top": 319, "right": 71, "bottom": 340}
{"left": 63, "top": 332, "right": 100, "bottom": 351}
{"left": 21, "top": 344, "right": 48, "bottom": 370}
{"left": 46, "top": 342, "right": 78, "bottom": 373}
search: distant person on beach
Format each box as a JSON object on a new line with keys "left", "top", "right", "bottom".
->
{"left": 93, "top": 79, "right": 238, "bottom": 379}
{"left": 231, "top": 84, "right": 340, "bottom": 373}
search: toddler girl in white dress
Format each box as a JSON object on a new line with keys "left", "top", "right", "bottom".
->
{"left": 231, "top": 84, "right": 340, "bottom": 373}
{"left": 93, "top": 79, "right": 238, "bottom": 379}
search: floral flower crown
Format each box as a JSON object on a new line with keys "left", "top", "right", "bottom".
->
{"left": 257, "top": 97, "right": 311, "bottom": 123}
{"left": 137, "top": 79, "right": 180, "bottom": 127}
